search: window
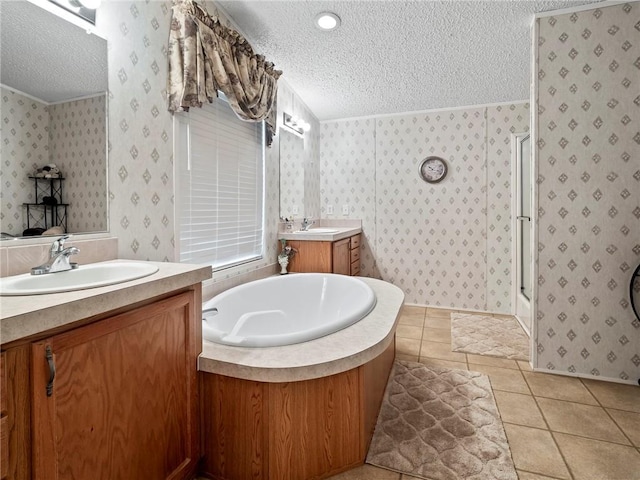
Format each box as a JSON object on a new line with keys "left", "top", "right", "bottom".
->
{"left": 174, "top": 94, "right": 265, "bottom": 271}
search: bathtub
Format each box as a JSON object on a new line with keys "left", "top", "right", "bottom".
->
{"left": 202, "top": 273, "right": 376, "bottom": 347}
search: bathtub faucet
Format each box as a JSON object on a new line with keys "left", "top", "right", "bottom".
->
{"left": 300, "top": 217, "right": 314, "bottom": 231}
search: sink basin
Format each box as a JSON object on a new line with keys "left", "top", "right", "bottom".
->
{"left": 293, "top": 228, "right": 340, "bottom": 234}
{"left": 0, "top": 261, "right": 159, "bottom": 296}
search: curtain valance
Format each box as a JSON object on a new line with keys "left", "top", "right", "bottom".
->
{"left": 168, "top": 0, "right": 281, "bottom": 146}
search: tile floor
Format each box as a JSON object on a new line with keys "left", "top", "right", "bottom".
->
{"left": 329, "top": 306, "right": 640, "bottom": 480}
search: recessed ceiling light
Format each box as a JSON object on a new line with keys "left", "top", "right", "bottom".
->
{"left": 315, "top": 12, "right": 341, "bottom": 31}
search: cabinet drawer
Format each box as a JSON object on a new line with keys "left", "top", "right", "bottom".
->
{"left": 350, "top": 247, "right": 360, "bottom": 263}
{"left": 350, "top": 260, "right": 360, "bottom": 276}
{"left": 350, "top": 234, "right": 361, "bottom": 250}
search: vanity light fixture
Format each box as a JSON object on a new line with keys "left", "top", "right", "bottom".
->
{"left": 315, "top": 12, "right": 341, "bottom": 31}
{"left": 283, "top": 112, "right": 311, "bottom": 136}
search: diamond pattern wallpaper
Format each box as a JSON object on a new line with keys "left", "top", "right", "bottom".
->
{"left": 535, "top": 2, "right": 639, "bottom": 381}
{"left": 320, "top": 103, "right": 529, "bottom": 312}
{"left": 0, "top": 88, "right": 107, "bottom": 236}
{"left": 0, "top": 88, "right": 49, "bottom": 235}
{"left": 49, "top": 95, "right": 107, "bottom": 233}
{"left": 99, "top": 1, "right": 315, "bottom": 281}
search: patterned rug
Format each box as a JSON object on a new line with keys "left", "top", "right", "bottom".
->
{"left": 450, "top": 314, "right": 530, "bottom": 361}
{"left": 366, "top": 361, "right": 517, "bottom": 480}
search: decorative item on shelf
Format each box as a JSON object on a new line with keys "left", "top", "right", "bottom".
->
{"left": 278, "top": 238, "right": 297, "bottom": 275}
{"left": 419, "top": 156, "right": 448, "bottom": 184}
{"left": 34, "top": 163, "right": 62, "bottom": 179}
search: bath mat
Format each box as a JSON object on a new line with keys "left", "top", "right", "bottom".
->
{"left": 450, "top": 314, "right": 529, "bottom": 361}
{"left": 366, "top": 361, "right": 517, "bottom": 480}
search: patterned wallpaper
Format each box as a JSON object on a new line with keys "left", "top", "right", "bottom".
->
{"left": 99, "top": 1, "right": 313, "bottom": 283}
{"left": 0, "top": 88, "right": 108, "bottom": 236}
{"left": 49, "top": 95, "right": 107, "bottom": 233}
{"left": 0, "top": 88, "right": 49, "bottom": 235}
{"left": 534, "top": 3, "right": 639, "bottom": 382}
{"left": 320, "top": 103, "right": 529, "bottom": 312}
{"left": 279, "top": 129, "right": 305, "bottom": 218}
{"left": 320, "top": 118, "right": 378, "bottom": 278}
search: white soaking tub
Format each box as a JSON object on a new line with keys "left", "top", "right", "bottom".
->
{"left": 202, "top": 273, "right": 377, "bottom": 347}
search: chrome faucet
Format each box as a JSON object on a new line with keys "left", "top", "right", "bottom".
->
{"left": 31, "top": 235, "right": 80, "bottom": 275}
{"left": 300, "top": 217, "right": 314, "bottom": 231}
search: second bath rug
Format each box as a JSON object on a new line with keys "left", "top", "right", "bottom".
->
{"left": 450, "top": 313, "right": 530, "bottom": 361}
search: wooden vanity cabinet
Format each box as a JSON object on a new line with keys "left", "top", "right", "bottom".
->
{"left": 285, "top": 233, "right": 362, "bottom": 276}
{"left": 1, "top": 289, "right": 201, "bottom": 480}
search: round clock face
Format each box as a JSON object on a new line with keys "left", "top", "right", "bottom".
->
{"left": 419, "top": 157, "right": 448, "bottom": 183}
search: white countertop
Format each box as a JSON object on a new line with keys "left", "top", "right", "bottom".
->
{"left": 0, "top": 260, "right": 211, "bottom": 346}
{"left": 198, "top": 277, "right": 404, "bottom": 382}
{"left": 278, "top": 226, "right": 361, "bottom": 242}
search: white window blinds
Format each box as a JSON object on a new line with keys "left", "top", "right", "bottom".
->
{"left": 174, "top": 95, "right": 265, "bottom": 270}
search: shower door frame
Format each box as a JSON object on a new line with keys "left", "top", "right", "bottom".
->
{"left": 511, "top": 132, "right": 533, "bottom": 337}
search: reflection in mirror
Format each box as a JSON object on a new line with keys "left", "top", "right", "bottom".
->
{"left": 279, "top": 129, "right": 305, "bottom": 219}
{"left": 0, "top": 0, "right": 108, "bottom": 240}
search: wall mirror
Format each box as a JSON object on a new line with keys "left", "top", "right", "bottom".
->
{"left": 278, "top": 128, "right": 305, "bottom": 219}
{"left": 0, "top": 0, "right": 108, "bottom": 241}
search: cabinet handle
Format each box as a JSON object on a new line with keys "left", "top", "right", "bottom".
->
{"left": 45, "top": 346, "right": 55, "bottom": 397}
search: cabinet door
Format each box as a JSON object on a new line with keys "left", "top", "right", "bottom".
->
{"left": 31, "top": 292, "right": 200, "bottom": 480}
{"left": 332, "top": 239, "right": 351, "bottom": 275}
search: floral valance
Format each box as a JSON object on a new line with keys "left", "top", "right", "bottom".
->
{"left": 168, "top": 0, "right": 282, "bottom": 146}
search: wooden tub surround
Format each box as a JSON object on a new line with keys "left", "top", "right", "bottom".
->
{"left": 198, "top": 277, "right": 405, "bottom": 480}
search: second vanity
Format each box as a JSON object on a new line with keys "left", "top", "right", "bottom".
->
{"left": 279, "top": 222, "right": 362, "bottom": 276}
{"left": 0, "top": 260, "right": 211, "bottom": 480}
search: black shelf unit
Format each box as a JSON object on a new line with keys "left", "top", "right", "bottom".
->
{"left": 23, "top": 176, "right": 68, "bottom": 232}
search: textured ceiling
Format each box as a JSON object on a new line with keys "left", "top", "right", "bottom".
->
{"left": 218, "top": 0, "right": 602, "bottom": 121}
{"left": 1, "top": 0, "right": 107, "bottom": 104}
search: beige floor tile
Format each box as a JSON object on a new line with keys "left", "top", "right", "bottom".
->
{"left": 607, "top": 408, "right": 640, "bottom": 447}
{"left": 396, "top": 353, "right": 419, "bottom": 363}
{"left": 398, "top": 314, "right": 425, "bottom": 327}
{"left": 327, "top": 464, "right": 401, "bottom": 480}
{"left": 516, "top": 471, "right": 560, "bottom": 480}
{"left": 395, "top": 337, "right": 421, "bottom": 356}
{"left": 537, "top": 397, "right": 629, "bottom": 444}
{"left": 554, "top": 432, "right": 640, "bottom": 480}
{"left": 523, "top": 372, "right": 598, "bottom": 405}
{"left": 417, "top": 357, "right": 468, "bottom": 371}
{"left": 395, "top": 324, "right": 423, "bottom": 340}
{"left": 582, "top": 379, "right": 640, "bottom": 413}
{"left": 493, "top": 313, "right": 515, "bottom": 320}
{"left": 465, "top": 354, "right": 520, "bottom": 370}
{"left": 503, "top": 424, "right": 570, "bottom": 479}
{"left": 420, "top": 340, "right": 466, "bottom": 362}
{"left": 493, "top": 390, "right": 546, "bottom": 428}
{"left": 402, "top": 305, "right": 426, "bottom": 316}
{"left": 468, "top": 364, "right": 530, "bottom": 394}
{"left": 422, "top": 327, "right": 451, "bottom": 344}
{"left": 425, "top": 307, "right": 454, "bottom": 318}
{"left": 517, "top": 360, "right": 533, "bottom": 371}
{"left": 423, "top": 316, "right": 451, "bottom": 329}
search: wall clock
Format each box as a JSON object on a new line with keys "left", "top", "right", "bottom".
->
{"left": 419, "top": 156, "right": 448, "bottom": 184}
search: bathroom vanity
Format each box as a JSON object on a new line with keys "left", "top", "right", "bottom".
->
{"left": 0, "top": 261, "right": 210, "bottom": 480}
{"left": 279, "top": 227, "right": 362, "bottom": 275}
